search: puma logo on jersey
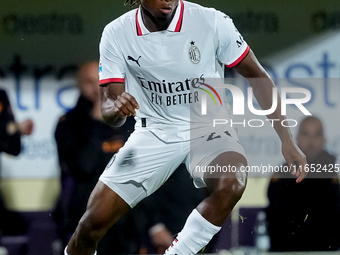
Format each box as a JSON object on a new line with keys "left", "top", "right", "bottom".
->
{"left": 127, "top": 55, "right": 141, "bottom": 67}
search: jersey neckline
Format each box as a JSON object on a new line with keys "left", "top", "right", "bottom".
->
{"left": 136, "top": 0, "right": 184, "bottom": 36}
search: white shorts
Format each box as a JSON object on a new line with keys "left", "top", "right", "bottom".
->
{"left": 99, "top": 128, "right": 245, "bottom": 208}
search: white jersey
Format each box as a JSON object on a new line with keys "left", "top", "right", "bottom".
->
{"left": 99, "top": 0, "right": 249, "bottom": 142}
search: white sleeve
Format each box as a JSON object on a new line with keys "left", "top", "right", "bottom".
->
{"left": 99, "top": 25, "right": 126, "bottom": 85}
{"left": 214, "top": 11, "right": 250, "bottom": 68}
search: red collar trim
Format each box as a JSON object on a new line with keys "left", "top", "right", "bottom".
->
{"left": 136, "top": 8, "right": 143, "bottom": 36}
{"left": 174, "top": 0, "right": 184, "bottom": 32}
{"left": 136, "top": 0, "right": 184, "bottom": 36}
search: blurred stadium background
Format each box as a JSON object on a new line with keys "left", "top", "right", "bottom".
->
{"left": 0, "top": 0, "right": 340, "bottom": 254}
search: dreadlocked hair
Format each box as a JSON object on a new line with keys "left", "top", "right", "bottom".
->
{"left": 124, "top": 0, "right": 140, "bottom": 7}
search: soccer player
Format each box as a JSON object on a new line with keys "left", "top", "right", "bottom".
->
{"left": 65, "top": 1, "right": 307, "bottom": 254}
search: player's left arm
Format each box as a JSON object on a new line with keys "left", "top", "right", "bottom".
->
{"left": 234, "top": 50, "right": 307, "bottom": 183}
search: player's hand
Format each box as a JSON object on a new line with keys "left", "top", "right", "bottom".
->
{"left": 102, "top": 91, "right": 139, "bottom": 127}
{"left": 18, "top": 119, "right": 34, "bottom": 135}
{"left": 281, "top": 139, "right": 307, "bottom": 183}
{"left": 113, "top": 92, "right": 140, "bottom": 117}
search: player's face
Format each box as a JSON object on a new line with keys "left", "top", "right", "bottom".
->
{"left": 77, "top": 62, "right": 100, "bottom": 104}
{"left": 140, "top": 0, "right": 179, "bottom": 20}
{"left": 297, "top": 119, "right": 325, "bottom": 161}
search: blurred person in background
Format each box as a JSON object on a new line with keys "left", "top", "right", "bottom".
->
{"left": 267, "top": 116, "right": 340, "bottom": 251}
{"left": 0, "top": 88, "right": 34, "bottom": 241}
{"left": 53, "top": 62, "right": 137, "bottom": 254}
{"left": 0, "top": 88, "right": 34, "bottom": 156}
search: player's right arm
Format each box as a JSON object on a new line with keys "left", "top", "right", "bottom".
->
{"left": 99, "top": 23, "right": 139, "bottom": 127}
{"left": 100, "top": 82, "right": 139, "bottom": 127}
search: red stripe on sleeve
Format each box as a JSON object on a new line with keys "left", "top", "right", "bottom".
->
{"left": 99, "top": 78, "right": 125, "bottom": 85}
{"left": 226, "top": 45, "right": 250, "bottom": 68}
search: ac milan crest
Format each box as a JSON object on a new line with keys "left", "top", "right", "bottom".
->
{"left": 189, "top": 41, "right": 201, "bottom": 64}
